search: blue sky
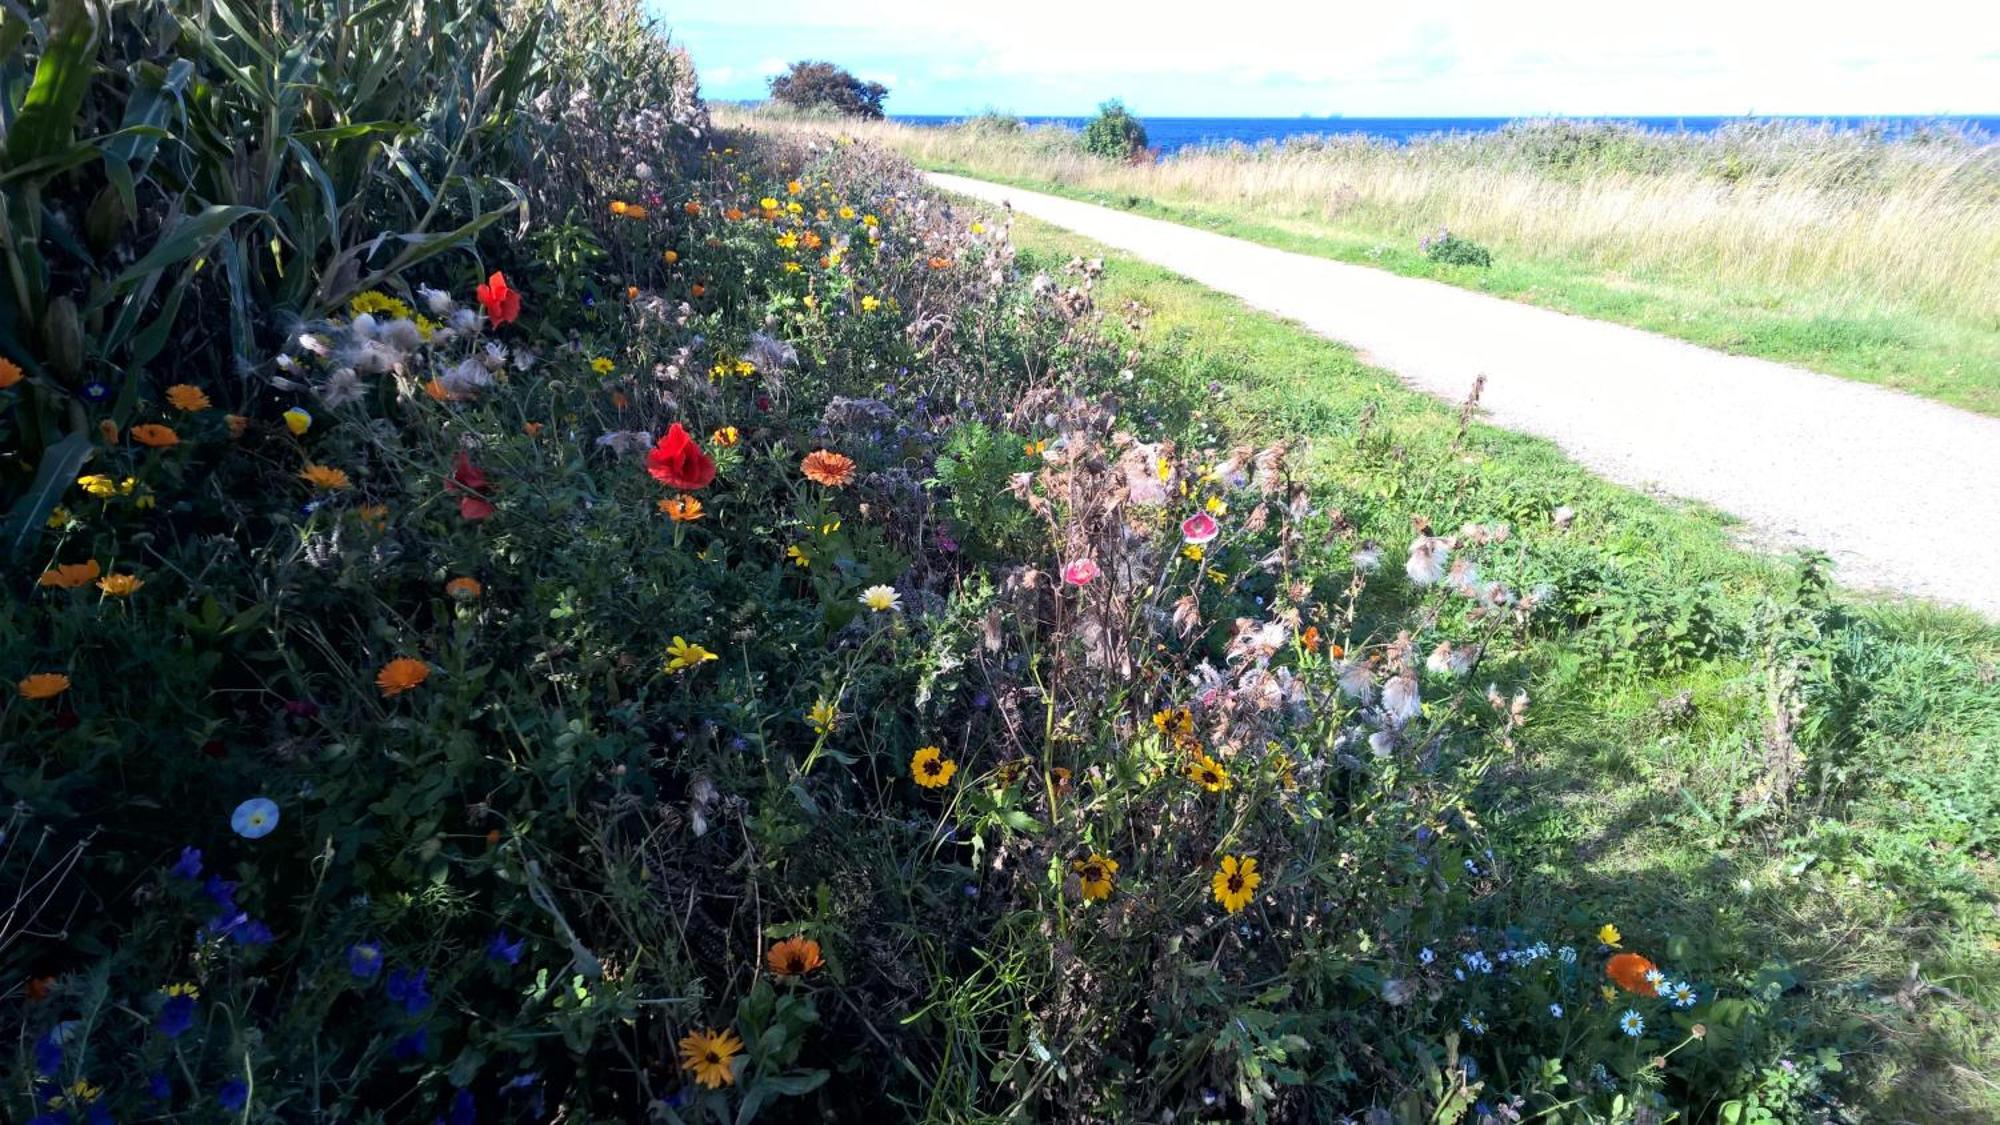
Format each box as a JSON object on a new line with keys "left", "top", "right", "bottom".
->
{"left": 666, "top": 0, "right": 1999, "bottom": 117}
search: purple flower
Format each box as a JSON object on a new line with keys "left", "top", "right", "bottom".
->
{"left": 148, "top": 1073, "right": 172, "bottom": 1101}
{"left": 159, "top": 993, "right": 197, "bottom": 1038}
{"left": 217, "top": 1077, "right": 249, "bottom": 1111}
{"left": 202, "top": 874, "right": 238, "bottom": 912}
{"left": 170, "top": 846, "right": 203, "bottom": 880}
{"left": 392, "top": 1028, "right": 429, "bottom": 1060}
{"left": 232, "top": 917, "right": 274, "bottom": 946}
{"left": 35, "top": 1031, "right": 62, "bottom": 1076}
{"left": 486, "top": 931, "right": 525, "bottom": 965}
{"left": 445, "top": 1088, "right": 476, "bottom": 1125}
{"left": 348, "top": 941, "right": 385, "bottom": 980}
{"left": 386, "top": 968, "right": 431, "bottom": 1014}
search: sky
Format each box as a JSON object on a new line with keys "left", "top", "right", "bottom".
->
{"left": 666, "top": 0, "right": 2000, "bottom": 118}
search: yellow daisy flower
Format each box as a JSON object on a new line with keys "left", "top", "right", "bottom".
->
{"left": 1212, "top": 855, "right": 1261, "bottom": 913}
{"left": 665, "top": 636, "right": 718, "bottom": 674}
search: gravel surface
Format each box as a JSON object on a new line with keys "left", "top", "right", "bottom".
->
{"left": 931, "top": 172, "right": 2000, "bottom": 619}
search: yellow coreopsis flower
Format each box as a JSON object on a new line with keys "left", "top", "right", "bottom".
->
{"left": 860, "top": 296, "right": 880, "bottom": 313}
{"left": 1186, "top": 753, "right": 1231, "bottom": 792}
{"left": 1598, "top": 923, "right": 1622, "bottom": 948}
{"left": 1212, "top": 855, "right": 1261, "bottom": 913}
{"left": 77, "top": 474, "right": 117, "bottom": 497}
{"left": 664, "top": 636, "right": 719, "bottom": 674}
{"left": 910, "top": 745, "right": 957, "bottom": 789}
{"left": 590, "top": 357, "right": 615, "bottom": 376}
{"left": 1074, "top": 854, "right": 1118, "bottom": 901}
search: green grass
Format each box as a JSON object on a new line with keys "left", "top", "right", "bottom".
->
{"left": 1003, "top": 210, "right": 2000, "bottom": 1120}
{"left": 936, "top": 166, "right": 2000, "bottom": 417}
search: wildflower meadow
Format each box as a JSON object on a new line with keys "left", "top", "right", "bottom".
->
{"left": 5, "top": 2, "right": 1997, "bottom": 1123}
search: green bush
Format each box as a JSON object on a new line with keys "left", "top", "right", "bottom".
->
{"left": 1422, "top": 226, "right": 1495, "bottom": 267}
{"left": 768, "top": 60, "right": 888, "bottom": 119}
{"left": 1081, "top": 98, "right": 1150, "bottom": 160}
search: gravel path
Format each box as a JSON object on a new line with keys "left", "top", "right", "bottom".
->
{"left": 931, "top": 172, "right": 2000, "bottom": 619}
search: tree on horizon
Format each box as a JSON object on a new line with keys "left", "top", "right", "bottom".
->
{"left": 769, "top": 60, "right": 889, "bottom": 118}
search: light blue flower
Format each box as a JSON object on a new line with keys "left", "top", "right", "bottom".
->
{"left": 1418, "top": 947, "right": 1435, "bottom": 965}
{"left": 1549, "top": 1003, "right": 1564, "bottom": 1018}
{"left": 231, "top": 797, "right": 280, "bottom": 839}
{"left": 1460, "top": 1012, "right": 1487, "bottom": 1035}
{"left": 1558, "top": 944, "right": 1577, "bottom": 964}
{"left": 1619, "top": 1009, "right": 1645, "bottom": 1037}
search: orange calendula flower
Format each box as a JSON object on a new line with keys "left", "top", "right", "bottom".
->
{"left": 682, "top": 200, "right": 702, "bottom": 216}
{"left": 710, "top": 426, "right": 739, "bottom": 447}
{"left": 0, "top": 356, "right": 23, "bottom": 388}
{"left": 910, "top": 745, "right": 957, "bottom": 789}
{"left": 375, "top": 657, "right": 430, "bottom": 696}
{"left": 1212, "top": 855, "right": 1261, "bottom": 913}
{"left": 1606, "top": 952, "right": 1659, "bottom": 996}
{"left": 1300, "top": 625, "right": 1321, "bottom": 651}
{"left": 445, "top": 577, "right": 483, "bottom": 601}
{"left": 299, "top": 464, "right": 351, "bottom": 490}
{"left": 166, "top": 384, "right": 212, "bottom": 412}
{"left": 678, "top": 1027, "right": 743, "bottom": 1088}
{"left": 690, "top": 283, "right": 707, "bottom": 298}
{"left": 38, "top": 560, "right": 101, "bottom": 589}
{"left": 96, "top": 573, "right": 144, "bottom": 597}
{"left": 658, "top": 494, "right": 704, "bottom": 522}
{"left": 766, "top": 935, "right": 823, "bottom": 978}
{"left": 129, "top": 423, "right": 179, "bottom": 448}
{"left": 523, "top": 422, "right": 544, "bottom": 437}
{"left": 800, "top": 450, "right": 856, "bottom": 488}
{"left": 664, "top": 249, "right": 680, "bottom": 264}
{"left": 18, "top": 673, "right": 71, "bottom": 700}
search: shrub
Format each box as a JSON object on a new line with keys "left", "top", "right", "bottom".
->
{"left": 1082, "top": 98, "right": 1150, "bottom": 160}
{"left": 768, "top": 60, "right": 889, "bottom": 119}
{"left": 1422, "top": 226, "right": 1495, "bottom": 267}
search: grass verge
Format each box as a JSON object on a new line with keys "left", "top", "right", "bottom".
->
{"left": 997, "top": 208, "right": 2000, "bottom": 1120}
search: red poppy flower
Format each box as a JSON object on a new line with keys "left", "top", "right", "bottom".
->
{"left": 449, "top": 451, "right": 497, "bottom": 521}
{"left": 646, "top": 423, "right": 716, "bottom": 491}
{"left": 476, "top": 272, "right": 521, "bottom": 327}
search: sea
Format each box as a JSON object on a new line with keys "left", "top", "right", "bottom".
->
{"left": 891, "top": 114, "right": 2000, "bottom": 155}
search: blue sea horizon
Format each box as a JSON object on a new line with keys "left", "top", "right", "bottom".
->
{"left": 891, "top": 113, "right": 2000, "bottom": 154}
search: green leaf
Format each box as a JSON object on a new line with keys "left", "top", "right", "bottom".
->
{"left": 1, "top": 431, "right": 92, "bottom": 559}
{"left": 100, "top": 204, "right": 262, "bottom": 302}
{"left": 4, "top": 0, "right": 98, "bottom": 169}
{"left": 999, "top": 808, "right": 1043, "bottom": 834}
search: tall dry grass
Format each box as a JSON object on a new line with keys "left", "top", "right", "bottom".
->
{"left": 721, "top": 106, "right": 2000, "bottom": 323}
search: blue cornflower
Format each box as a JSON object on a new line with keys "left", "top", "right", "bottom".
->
{"left": 84, "top": 1104, "right": 112, "bottom": 1125}
{"left": 27, "top": 1112, "right": 70, "bottom": 1125}
{"left": 486, "top": 931, "right": 525, "bottom": 965}
{"left": 386, "top": 968, "right": 431, "bottom": 1014}
{"left": 81, "top": 381, "right": 110, "bottom": 403}
{"left": 148, "top": 1073, "right": 172, "bottom": 1101}
{"left": 159, "top": 991, "right": 198, "bottom": 1038}
{"left": 1549, "top": 1003, "right": 1565, "bottom": 1019}
{"left": 232, "top": 917, "right": 273, "bottom": 946}
{"left": 348, "top": 942, "right": 385, "bottom": 980}
{"left": 446, "top": 1088, "right": 476, "bottom": 1125}
{"left": 35, "top": 1031, "right": 62, "bottom": 1076}
{"left": 391, "top": 1028, "right": 429, "bottom": 1059}
{"left": 170, "top": 846, "right": 203, "bottom": 880}
{"left": 217, "top": 1077, "right": 249, "bottom": 1111}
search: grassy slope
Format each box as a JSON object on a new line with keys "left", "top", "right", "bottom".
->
{"left": 998, "top": 210, "right": 2000, "bottom": 1119}
{"left": 926, "top": 164, "right": 2000, "bottom": 418}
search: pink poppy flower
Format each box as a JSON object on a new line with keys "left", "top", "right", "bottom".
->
{"left": 1181, "top": 512, "right": 1219, "bottom": 545}
{"left": 1062, "top": 558, "right": 1101, "bottom": 586}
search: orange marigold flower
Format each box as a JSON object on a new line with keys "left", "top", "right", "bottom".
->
{"left": 625, "top": 285, "right": 640, "bottom": 301}
{"left": 710, "top": 425, "right": 739, "bottom": 447}
{"left": 623, "top": 203, "right": 648, "bottom": 219}
{"left": 767, "top": 935, "right": 823, "bottom": 978}
{"left": 1606, "top": 952, "right": 1659, "bottom": 996}
{"left": 523, "top": 422, "right": 544, "bottom": 437}
{"left": 445, "top": 576, "right": 483, "bottom": 601}
{"left": 1301, "top": 625, "right": 1321, "bottom": 651}
{"left": 0, "top": 356, "right": 23, "bottom": 388}
{"left": 39, "top": 560, "right": 102, "bottom": 589}
{"left": 800, "top": 450, "right": 856, "bottom": 488}
{"left": 683, "top": 200, "right": 702, "bottom": 216}
{"left": 96, "top": 573, "right": 144, "bottom": 597}
{"left": 664, "top": 249, "right": 680, "bottom": 264}
{"left": 724, "top": 207, "right": 745, "bottom": 222}
{"left": 18, "top": 673, "right": 71, "bottom": 700}
{"left": 166, "top": 384, "right": 212, "bottom": 412}
{"left": 658, "top": 494, "right": 704, "bottom": 522}
{"left": 678, "top": 1027, "right": 742, "bottom": 1089}
{"left": 610, "top": 200, "right": 630, "bottom": 217}
{"left": 690, "top": 283, "right": 707, "bottom": 298}
{"left": 375, "top": 657, "right": 430, "bottom": 696}
{"left": 299, "top": 463, "right": 351, "bottom": 490}
{"left": 129, "top": 423, "right": 179, "bottom": 448}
